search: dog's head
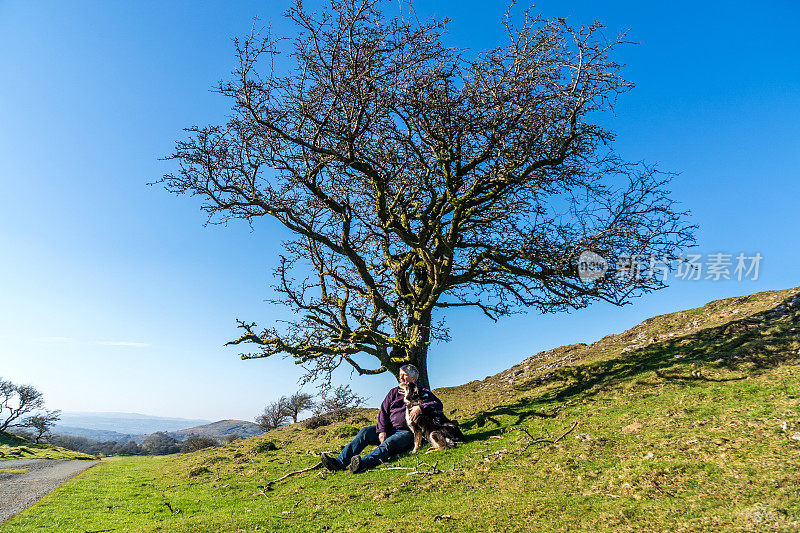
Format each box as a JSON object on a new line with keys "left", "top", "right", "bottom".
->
{"left": 402, "top": 381, "right": 422, "bottom": 406}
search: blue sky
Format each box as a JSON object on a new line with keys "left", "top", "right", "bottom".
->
{"left": 1, "top": 0, "right": 798, "bottom": 421}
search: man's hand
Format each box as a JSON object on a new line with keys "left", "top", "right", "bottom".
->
{"left": 378, "top": 432, "right": 386, "bottom": 444}
{"left": 408, "top": 406, "right": 422, "bottom": 422}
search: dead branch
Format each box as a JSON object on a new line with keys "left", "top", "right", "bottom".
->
{"left": 407, "top": 461, "right": 440, "bottom": 476}
{"left": 261, "top": 461, "right": 323, "bottom": 491}
{"left": 652, "top": 479, "right": 677, "bottom": 497}
{"left": 161, "top": 502, "right": 180, "bottom": 514}
{"left": 484, "top": 421, "right": 579, "bottom": 459}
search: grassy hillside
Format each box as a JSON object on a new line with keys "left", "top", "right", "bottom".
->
{"left": 4, "top": 287, "right": 800, "bottom": 532}
{"left": 0, "top": 432, "right": 98, "bottom": 461}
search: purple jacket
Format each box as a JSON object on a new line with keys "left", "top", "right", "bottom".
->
{"left": 376, "top": 385, "right": 443, "bottom": 435}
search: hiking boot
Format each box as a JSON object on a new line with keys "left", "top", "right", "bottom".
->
{"left": 320, "top": 453, "right": 342, "bottom": 471}
{"left": 348, "top": 455, "right": 362, "bottom": 474}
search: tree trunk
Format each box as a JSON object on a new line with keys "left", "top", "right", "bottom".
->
{"left": 407, "top": 310, "right": 432, "bottom": 389}
{"left": 385, "top": 310, "right": 433, "bottom": 388}
{"left": 409, "top": 343, "right": 430, "bottom": 389}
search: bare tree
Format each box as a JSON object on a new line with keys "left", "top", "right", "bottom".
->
{"left": 284, "top": 392, "right": 315, "bottom": 423}
{"left": 181, "top": 434, "right": 219, "bottom": 453}
{"left": 22, "top": 410, "right": 61, "bottom": 444}
{"left": 161, "top": 0, "right": 694, "bottom": 388}
{"left": 1, "top": 377, "right": 45, "bottom": 432}
{"left": 319, "top": 385, "right": 366, "bottom": 422}
{"left": 255, "top": 397, "right": 290, "bottom": 430}
{"left": 224, "top": 434, "right": 242, "bottom": 444}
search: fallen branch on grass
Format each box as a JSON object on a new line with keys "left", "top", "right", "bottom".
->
{"left": 484, "top": 421, "right": 579, "bottom": 459}
{"left": 261, "top": 461, "right": 323, "bottom": 491}
{"left": 406, "top": 461, "right": 440, "bottom": 476}
{"left": 377, "top": 460, "right": 464, "bottom": 476}
{"left": 521, "top": 420, "right": 578, "bottom": 448}
{"left": 162, "top": 501, "right": 181, "bottom": 514}
{"left": 652, "top": 479, "right": 676, "bottom": 497}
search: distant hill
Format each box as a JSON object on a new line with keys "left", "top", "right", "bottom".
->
{"left": 51, "top": 414, "right": 263, "bottom": 444}
{"left": 170, "top": 420, "right": 265, "bottom": 440}
{"left": 54, "top": 412, "right": 211, "bottom": 437}
{"left": 50, "top": 426, "right": 136, "bottom": 443}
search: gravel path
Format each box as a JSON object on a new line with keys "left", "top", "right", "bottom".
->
{"left": 0, "top": 459, "right": 100, "bottom": 523}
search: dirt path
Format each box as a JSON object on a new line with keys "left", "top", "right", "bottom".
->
{"left": 0, "top": 459, "right": 100, "bottom": 523}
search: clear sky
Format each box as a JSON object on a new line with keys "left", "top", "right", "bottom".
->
{"left": 1, "top": 0, "right": 798, "bottom": 421}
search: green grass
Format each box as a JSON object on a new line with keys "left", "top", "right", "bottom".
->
{"left": 4, "top": 287, "right": 800, "bottom": 532}
{"left": 0, "top": 432, "right": 97, "bottom": 462}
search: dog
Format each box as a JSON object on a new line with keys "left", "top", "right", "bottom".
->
{"left": 402, "top": 382, "right": 465, "bottom": 453}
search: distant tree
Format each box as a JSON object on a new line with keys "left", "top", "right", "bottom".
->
{"left": 224, "top": 434, "right": 242, "bottom": 445}
{"left": 23, "top": 409, "right": 61, "bottom": 443}
{"left": 285, "top": 392, "right": 315, "bottom": 424}
{"left": 163, "top": 0, "right": 694, "bottom": 389}
{"left": 319, "top": 385, "right": 366, "bottom": 422}
{"left": 112, "top": 440, "right": 144, "bottom": 456}
{"left": 8, "top": 428, "right": 35, "bottom": 442}
{"left": 0, "top": 377, "right": 45, "bottom": 431}
{"left": 181, "top": 434, "right": 219, "bottom": 453}
{"left": 48, "top": 434, "right": 93, "bottom": 453}
{"left": 255, "top": 397, "right": 290, "bottom": 431}
{"left": 47, "top": 434, "right": 144, "bottom": 456}
{"left": 141, "top": 432, "right": 181, "bottom": 455}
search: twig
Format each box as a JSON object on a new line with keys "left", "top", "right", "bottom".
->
{"left": 407, "top": 461, "right": 440, "bottom": 476}
{"left": 162, "top": 502, "right": 180, "bottom": 514}
{"left": 520, "top": 421, "right": 578, "bottom": 449}
{"left": 261, "top": 461, "right": 322, "bottom": 490}
{"left": 652, "top": 479, "right": 676, "bottom": 497}
{"left": 554, "top": 421, "right": 579, "bottom": 443}
{"left": 486, "top": 422, "right": 579, "bottom": 459}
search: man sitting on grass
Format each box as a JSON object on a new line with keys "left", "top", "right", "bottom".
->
{"left": 320, "top": 364, "right": 442, "bottom": 474}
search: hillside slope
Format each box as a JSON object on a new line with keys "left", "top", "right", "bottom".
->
{"left": 5, "top": 287, "right": 800, "bottom": 532}
{"left": 0, "top": 432, "right": 98, "bottom": 462}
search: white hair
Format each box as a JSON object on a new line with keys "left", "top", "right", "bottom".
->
{"left": 399, "top": 364, "right": 419, "bottom": 381}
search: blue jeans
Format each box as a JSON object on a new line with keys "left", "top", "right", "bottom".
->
{"left": 336, "top": 425, "right": 414, "bottom": 471}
